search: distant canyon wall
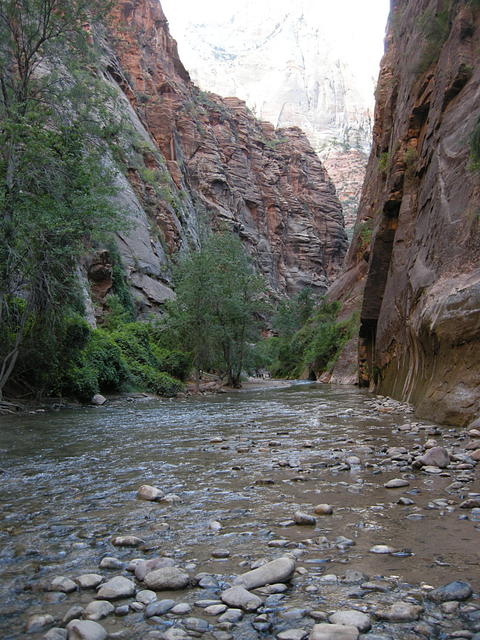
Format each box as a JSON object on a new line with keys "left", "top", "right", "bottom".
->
{"left": 86, "top": 0, "right": 347, "bottom": 316}
{"left": 160, "top": 0, "right": 385, "bottom": 226}
{"left": 330, "top": 0, "right": 480, "bottom": 426}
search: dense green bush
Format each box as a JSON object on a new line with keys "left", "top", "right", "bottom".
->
{"left": 153, "top": 347, "right": 192, "bottom": 381}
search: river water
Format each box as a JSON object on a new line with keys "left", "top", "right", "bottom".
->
{"left": 0, "top": 382, "right": 478, "bottom": 638}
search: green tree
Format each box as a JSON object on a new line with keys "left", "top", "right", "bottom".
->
{"left": 0, "top": 0, "right": 120, "bottom": 400}
{"left": 164, "top": 232, "right": 267, "bottom": 388}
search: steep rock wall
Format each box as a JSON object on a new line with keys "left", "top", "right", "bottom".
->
{"left": 87, "top": 0, "right": 347, "bottom": 316}
{"left": 330, "top": 0, "right": 480, "bottom": 425}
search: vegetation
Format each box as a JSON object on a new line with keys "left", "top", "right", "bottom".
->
{"left": 378, "top": 151, "right": 390, "bottom": 175}
{"left": 0, "top": 0, "right": 126, "bottom": 400}
{"left": 254, "top": 292, "right": 356, "bottom": 380}
{"left": 160, "top": 232, "right": 267, "bottom": 388}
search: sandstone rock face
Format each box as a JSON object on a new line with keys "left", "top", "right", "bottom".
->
{"left": 330, "top": 0, "right": 480, "bottom": 426}
{"left": 162, "top": 0, "right": 387, "bottom": 225}
{"left": 92, "top": 0, "right": 346, "bottom": 309}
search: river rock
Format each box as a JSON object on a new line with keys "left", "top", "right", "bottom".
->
{"left": 221, "top": 586, "right": 262, "bottom": 611}
{"left": 376, "top": 601, "right": 423, "bottom": 621}
{"left": 171, "top": 603, "right": 192, "bottom": 614}
{"left": 277, "top": 630, "right": 308, "bottom": 640}
{"left": 384, "top": 478, "right": 410, "bottom": 489}
{"left": 414, "top": 446, "right": 450, "bottom": 469}
{"left": 309, "top": 623, "right": 359, "bottom": 640}
{"left": 144, "top": 567, "right": 190, "bottom": 590}
{"left": 234, "top": 557, "right": 296, "bottom": 589}
{"left": 48, "top": 576, "right": 78, "bottom": 593}
{"left": 162, "top": 630, "right": 190, "bottom": 640}
{"left": 91, "top": 394, "right": 106, "bottom": 406}
{"left": 135, "top": 557, "right": 176, "bottom": 581}
{"left": 218, "top": 608, "right": 244, "bottom": 623}
{"left": 99, "top": 557, "right": 124, "bottom": 570}
{"left": 27, "top": 614, "right": 55, "bottom": 633}
{"left": 369, "top": 545, "right": 394, "bottom": 554}
{"left": 329, "top": 610, "right": 371, "bottom": 632}
{"left": 67, "top": 620, "right": 107, "bottom": 640}
{"left": 85, "top": 601, "right": 114, "bottom": 621}
{"left": 136, "top": 589, "right": 157, "bottom": 604}
{"left": 43, "top": 629, "right": 67, "bottom": 640}
{"left": 145, "top": 599, "right": 176, "bottom": 617}
{"left": 205, "top": 604, "right": 227, "bottom": 615}
{"left": 137, "top": 485, "right": 164, "bottom": 501}
{"left": 470, "top": 449, "right": 480, "bottom": 461}
{"left": 314, "top": 504, "right": 333, "bottom": 515}
{"left": 111, "top": 535, "right": 144, "bottom": 547}
{"left": 63, "top": 607, "right": 85, "bottom": 624}
{"left": 96, "top": 576, "right": 135, "bottom": 600}
{"left": 75, "top": 574, "right": 103, "bottom": 590}
{"left": 460, "top": 498, "right": 480, "bottom": 509}
{"left": 294, "top": 511, "right": 317, "bottom": 525}
{"left": 183, "top": 617, "right": 210, "bottom": 633}
{"left": 427, "top": 581, "right": 473, "bottom": 602}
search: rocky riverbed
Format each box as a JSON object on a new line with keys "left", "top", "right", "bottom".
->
{"left": 0, "top": 383, "right": 478, "bottom": 639}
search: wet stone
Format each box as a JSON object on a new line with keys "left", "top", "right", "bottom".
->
{"left": 376, "top": 601, "right": 423, "bottom": 622}
{"left": 218, "top": 608, "right": 244, "bottom": 623}
{"left": 314, "top": 504, "right": 333, "bottom": 515}
{"left": 135, "top": 557, "right": 176, "bottom": 581}
{"left": 137, "top": 485, "right": 165, "bottom": 501}
{"left": 63, "top": 606, "right": 85, "bottom": 624}
{"left": 43, "top": 629, "right": 67, "bottom": 640}
{"left": 277, "top": 631, "right": 309, "bottom": 640}
{"left": 144, "top": 567, "right": 190, "bottom": 590}
{"left": 145, "top": 599, "right": 176, "bottom": 617}
{"left": 309, "top": 623, "right": 359, "bottom": 640}
{"left": 75, "top": 574, "right": 103, "bottom": 589}
{"left": 66, "top": 619, "right": 108, "bottom": 640}
{"left": 294, "top": 511, "right": 317, "bottom": 525}
{"left": 99, "top": 557, "right": 124, "bottom": 570}
{"left": 111, "top": 535, "right": 144, "bottom": 547}
{"left": 235, "top": 556, "right": 296, "bottom": 589}
{"left": 183, "top": 617, "right": 210, "bottom": 633}
{"left": 329, "top": 610, "right": 371, "bottom": 632}
{"left": 96, "top": 576, "right": 135, "bottom": 600}
{"left": 136, "top": 589, "right": 157, "bottom": 605}
{"left": 27, "top": 614, "right": 55, "bottom": 634}
{"left": 428, "top": 581, "right": 473, "bottom": 603}
{"left": 204, "top": 604, "right": 227, "bottom": 615}
{"left": 171, "top": 603, "right": 192, "bottom": 615}
{"left": 221, "top": 585, "right": 262, "bottom": 611}
{"left": 85, "top": 600, "right": 114, "bottom": 621}
{"left": 114, "top": 605, "right": 129, "bottom": 616}
{"left": 48, "top": 576, "right": 78, "bottom": 593}
{"left": 384, "top": 478, "right": 410, "bottom": 488}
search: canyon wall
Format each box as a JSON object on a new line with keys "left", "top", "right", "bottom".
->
{"left": 160, "top": 0, "right": 388, "bottom": 227}
{"left": 330, "top": 0, "right": 480, "bottom": 425}
{"left": 86, "top": 0, "right": 347, "bottom": 316}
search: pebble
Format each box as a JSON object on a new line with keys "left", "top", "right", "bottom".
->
{"left": 47, "top": 576, "right": 77, "bottom": 593}
{"left": 145, "top": 599, "right": 176, "bottom": 617}
{"left": 63, "top": 606, "right": 85, "bottom": 624}
{"left": 43, "top": 629, "right": 67, "bottom": 640}
{"left": 171, "top": 603, "right": 192, "bottom": 614}
{"left": 183, "top": 617, "right": 210, "bottom": 633}
{"left": 205, "top": 604, "right": 228, "bottom": 615}
{"left": 218, "top": 608, "right": 243, "bottom": 623}
{"left": 136, "top": 589, "right": 157, "bottom": 604}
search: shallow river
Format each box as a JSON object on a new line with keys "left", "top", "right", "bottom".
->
{"left": 0, "top": 382, "right": 478, "bottom": 639}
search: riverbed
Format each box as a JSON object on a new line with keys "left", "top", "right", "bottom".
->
{"left": 0, "top": 382, "right": 478, "bottom": 639}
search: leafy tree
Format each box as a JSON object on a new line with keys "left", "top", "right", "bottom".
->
{"left": 163, "top": 232, "right": 267, "bottom": 388}
{"left": 0, "top": 0, "right": 121, "bottom": 400}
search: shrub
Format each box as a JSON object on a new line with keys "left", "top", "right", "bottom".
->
{"left": 153, "top": 347, "right": 192, "bottom": 381}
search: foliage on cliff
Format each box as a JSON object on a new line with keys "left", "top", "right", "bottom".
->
{"left": 259, "top": 293, "right": 356, "bottom": 380}
{"left": 0, "top": 0, "right": 122, "bottom": 400}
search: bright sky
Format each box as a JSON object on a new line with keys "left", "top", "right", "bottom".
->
{"left": 160, "top": 0, "right": 391, "bottom": 96}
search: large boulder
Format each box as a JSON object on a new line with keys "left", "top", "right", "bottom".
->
{"left": 234, "top": 557, "right": 296, "bottom": 589}
{"left": 137, "top": 485, "right": 165, "bottom": 501}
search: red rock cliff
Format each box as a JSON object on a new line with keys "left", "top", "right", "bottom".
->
{"left": 97, "top": 0, "right": 346, "bottom": 304}
{"left": 330, "top": 0, "right": 480, "bottom": 425}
